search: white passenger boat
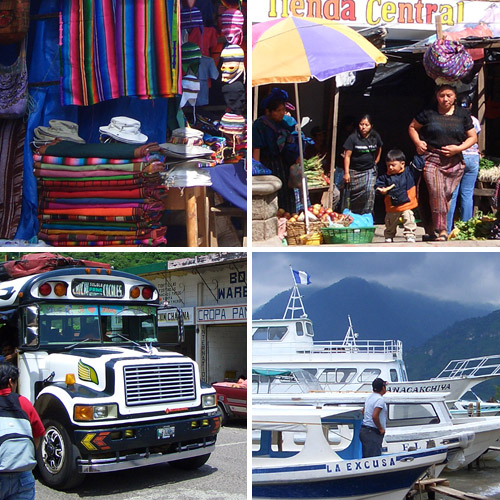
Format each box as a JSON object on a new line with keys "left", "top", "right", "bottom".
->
{"left": 252, "top": 404, "right": 448, "bottom": 500}
{"left": 450, "top": 392, "right": 500, "bottom": 417}
{"left": 253, "top": 386, "right": 500, "bottom": 471}
{"left": 253, "top": 282, "right": 500, "bottom": 402}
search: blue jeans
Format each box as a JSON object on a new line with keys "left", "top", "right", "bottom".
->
{"left": 0, "top": 471, "right": 35, "bottom": 500}
{"left": 447, "top": 153, "right": 480, "bottom": 233}
{"left": 359, "top": 425, "right": 384, "bottom": 458}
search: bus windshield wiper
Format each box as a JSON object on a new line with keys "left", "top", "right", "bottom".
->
{"left": 106, "top": 332, "right": 151, "bottom": 353}
{"left": 65, "top": 337, "right": 92, "bottom": 350}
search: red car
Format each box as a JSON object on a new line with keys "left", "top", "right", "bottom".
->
{"left": 213, "top": 379, "right": 247, "bottom": 425}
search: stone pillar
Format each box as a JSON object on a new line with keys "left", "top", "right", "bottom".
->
{"left": 252, "top": 175, "right": 282, "bottom": 241}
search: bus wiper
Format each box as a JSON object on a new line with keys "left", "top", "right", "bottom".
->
{"left": 106, "top": 332, "right": 151, "bottom": 353}
{"left": 65, "top": 338, "right": 92, "bottom": 350}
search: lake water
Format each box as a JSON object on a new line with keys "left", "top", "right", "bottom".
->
{"left": 434, "top": 457, "right": 500, "bottom": 499}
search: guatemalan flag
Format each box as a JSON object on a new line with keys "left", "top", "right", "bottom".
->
{"left": 292, "top": 269, "right": 311, "bottom": 285}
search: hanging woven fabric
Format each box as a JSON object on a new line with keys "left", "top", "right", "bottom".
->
{"left": 423, "top": 39, "right": 473, "bottom": 82}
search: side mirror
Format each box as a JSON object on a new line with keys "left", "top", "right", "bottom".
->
{"left": 22, "top": 306, "right": 39, "bottom": 348}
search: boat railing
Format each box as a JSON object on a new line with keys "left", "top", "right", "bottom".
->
{"left": 434, "top": 354, "right": 500, "bottom": 379}
{"left": 297, "top": 339, "right": 403, "bottom": 355}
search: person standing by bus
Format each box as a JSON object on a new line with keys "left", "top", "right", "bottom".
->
{"left": 0, "top": 363, "right": 45, "bottom": 500}
{"left": 359, "top": 378, "right": 387, "bottom": 457}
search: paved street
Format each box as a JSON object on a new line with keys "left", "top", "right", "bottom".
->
{"left": 34, "top": 422, "right": 247, "bottom": 500}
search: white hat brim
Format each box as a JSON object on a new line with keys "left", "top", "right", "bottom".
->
{"left": 99, "top": 126, "right": 148, "bottom": 144}
{"left": 159, "top": 143, "right": 213, "bottom": 158}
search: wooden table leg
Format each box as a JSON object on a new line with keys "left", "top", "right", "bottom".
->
{"left": 185, "top": 187, "right": 198, "bottom": 247}
{"left": 195, "top": 186, "right": 208, "bottom": 247}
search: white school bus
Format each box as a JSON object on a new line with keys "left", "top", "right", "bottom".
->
{"left": 0, "top": 263, "right": 220, "bottom": 490}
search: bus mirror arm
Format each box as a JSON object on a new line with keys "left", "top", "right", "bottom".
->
{"left": 44, "top": 372, "right": 55, "bottom": 384}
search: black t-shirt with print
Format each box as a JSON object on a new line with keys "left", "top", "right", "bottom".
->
{"left": 414, "top": 105, "right": 473, "bottom": 149}
{"left": 343, "top": 130, "right": 383, "bottom": 172}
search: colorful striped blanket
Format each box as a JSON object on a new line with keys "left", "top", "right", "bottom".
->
{"left": 60, "top": 0, "right": 179, "bottom": 105}
{"left": 41, "top": 236, "right": 167, "bottom": 246}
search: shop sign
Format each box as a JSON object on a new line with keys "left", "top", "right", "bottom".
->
{"left": 196, "top": 305, "right": 247, "bottom": 324}
{"left": 253, "top": 0, "right": 494, "bottom": 34}
{"left": 158, "top": 307, "right": 194, "bottom": 327}
{"left": 217, "top": 271, "right": 247, "bottom": 301}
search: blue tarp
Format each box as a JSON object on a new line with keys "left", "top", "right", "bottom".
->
{"left": 204, "top": 162, "right": 247, "bottom": 211}
{"left": 14, "top": 1, "right": 173, "bottom": 239}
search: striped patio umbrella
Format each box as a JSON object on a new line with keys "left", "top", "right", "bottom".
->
{"left": 252, "top": 16, "right": 387, "bottom": 86}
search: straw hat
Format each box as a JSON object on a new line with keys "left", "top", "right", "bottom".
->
{"left": 99, "top": 116, "right": 148, "bottom": 144}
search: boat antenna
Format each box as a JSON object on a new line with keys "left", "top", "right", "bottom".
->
{"left": 283, "top": 266, "right": 308, "bottom": 319}
{"left": 342, "top": 315, "right": 358, "bottom": 347}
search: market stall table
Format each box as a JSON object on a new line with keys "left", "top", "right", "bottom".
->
{"left": 203, "top": 161, "right": 247, "bottom": 246}
{"left": 162, "top": 161, "right": 247, "bottom": 247}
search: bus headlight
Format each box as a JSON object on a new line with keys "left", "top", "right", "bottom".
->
{"left": 74, "top": 404, "right": 118, "bottom": 421}
{"left": 202, "top": 394, "right": 217, "bottom": 408}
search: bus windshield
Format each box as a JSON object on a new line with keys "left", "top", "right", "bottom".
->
{"left": 39, "top": 304, "right": 157, "bottom": 346}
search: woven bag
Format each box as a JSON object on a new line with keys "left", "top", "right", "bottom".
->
{"left": 423, "top": 39, "right": 473, "bottom": 82}
{"left": 0, "top": 40, "right": 28, "bottom": 118}
{"left": 0, "top": 0, "right": 30, "bottom": 44}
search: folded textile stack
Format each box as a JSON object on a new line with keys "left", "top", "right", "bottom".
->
{"left": 34, "top": 141, "right": 167, "bottom": 246}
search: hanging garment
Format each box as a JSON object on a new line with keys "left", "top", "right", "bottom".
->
{"left": 60, "top": 0, "right": 179, "bottom": 105}
{"left": 0, "top": 119, "right": 24, "bottom": 238}
{"left": 0, "top": 40, "right": 28, "bottom": 118}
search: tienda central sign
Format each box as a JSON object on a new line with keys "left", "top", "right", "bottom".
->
{"left": 254, "top": 0, "right": 494, "bottom": 36}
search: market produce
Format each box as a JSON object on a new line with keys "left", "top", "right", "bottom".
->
{"left": 278, "top": 204, "right": 353, "bottom": 226}
{"left": 304, "top": 155, "right": 329, "bottom": 187}
{"left": 449, "top": 212, "right": 496, "bottom": 240}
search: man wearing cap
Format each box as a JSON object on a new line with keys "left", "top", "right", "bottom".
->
{"left": 359, "top": 378, "right": 387, "bottom": 457}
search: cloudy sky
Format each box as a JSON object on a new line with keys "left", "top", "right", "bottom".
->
{"left": 252, "top": 251, "right": 500, "bottom": 311}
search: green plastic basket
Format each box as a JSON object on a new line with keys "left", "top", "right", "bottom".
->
{"left": 321, "top": 226, "right": 376, "bottom": 244}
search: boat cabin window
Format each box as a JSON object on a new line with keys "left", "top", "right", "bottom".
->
{"left": 253, "top": 326, "right": 288, "bottom": 341}
{"left": 319, "top": 368, "right": 356, "bottom": 384}
{"left": 387, "top": 403, "right": 440, "bottom": 427}
{"left": 358, "top": 368, "right": 380, "bottom": 382}
{"left": 390, "top": 369, "right": 398, "bottom": 382}
{"left": 305, "top": 322, "right": 314, "bottom": 336}
{"left": 296, "top": 322, "right": 304, "bottom": 336}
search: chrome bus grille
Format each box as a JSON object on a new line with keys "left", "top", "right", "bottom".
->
{"left": 124, "top": 363, "right": 196, "bottom": 406}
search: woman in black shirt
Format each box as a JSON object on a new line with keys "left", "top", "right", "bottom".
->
{"left": 408, "top": 84, "right": 477, "bottom": 241}
{"left": 343, "top": 114, "right": 383, "bottom": 215}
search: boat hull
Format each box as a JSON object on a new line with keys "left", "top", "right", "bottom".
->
{"left": 253, "top": 449, "right": 446, "bottom": 500}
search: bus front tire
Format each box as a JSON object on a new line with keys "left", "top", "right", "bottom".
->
{"left": 36, "top": 419, "right": 85, "bottom": 490}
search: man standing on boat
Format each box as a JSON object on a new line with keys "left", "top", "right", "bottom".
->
{"left": 360, "top": 378, "right": 387, "bottom": 457}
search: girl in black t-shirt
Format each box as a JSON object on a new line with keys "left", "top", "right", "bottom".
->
{"left": 343, "top": 114, "right": 383, "bottom": 215}
{"left": 408, "top": 84, "right": 477, "bottom": 241}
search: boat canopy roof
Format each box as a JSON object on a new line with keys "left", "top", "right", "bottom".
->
{"left": 253, "top": 404, "right": 364, "bottom": 428}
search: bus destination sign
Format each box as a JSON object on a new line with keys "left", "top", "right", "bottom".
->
{"left": 72, "top": 279, "right": 125, "bottom": 298}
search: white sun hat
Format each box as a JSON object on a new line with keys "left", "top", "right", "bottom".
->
{"left": 99, "top": 116, "right": 148, "bottom": 144}
{"left": 159, "top": 142, "right": 213, "bottom": 159}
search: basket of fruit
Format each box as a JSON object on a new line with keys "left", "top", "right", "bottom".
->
{"left": 321, "top": 226, "right": 376, "bottom": 244}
